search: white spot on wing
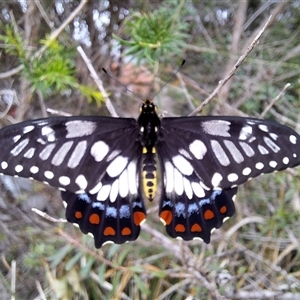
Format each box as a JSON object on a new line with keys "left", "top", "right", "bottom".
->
{"left": 37, "top": 138, "right": 46, "bottom": 145}
{"left": 24, "top": 147, "right": 36, "bottom": 158}
{"left": 11, "top": 138, "right": 29, "bottom": 156}
{"left": 258, "top": 145, "right": 269, "bottom": 155}
{"left": 23, "top": 125, "right": 34, "bottom": 134}
{"left": 172, "top": 155, "right": 193, "bottom": 176}
{"left": 179, "top": 148, "right": 192, "bottom": 160}
{"left": 283, "top": 157, "right": 289, "bottom": 165}
{"left": 255, "top": 162, "right": 264, "bottom": 170}
{"left": 41, "top": 126, "right": 53, "bottom": 135}
{"left": 107, "top": 156, "right": 128, "bottom": 178}
{"left": 264, "top": 137, "right": 280, "bottom": 153}
{"left": 119, "top": 170, "right": 129, "bottom": 198}
{"left": 39, "top": 144, "right": 56, "bottom": 160}
{"left": 211, "top": 172, "right": 223, "bottom": 187}
{"left": 239, "top": 142, "right": 255, "bottom": 157}
{"left": 242, "top": 167, "right": 251, "bottom": 176}
{"left": 44, "top": 171, "right": 54, "bottom": 179}
{"left": 1, "top": 161, "right": 8, "bottom": 170}
{"left": 191, "top": 182, "right": 205, "bottom": 198}
{"left": 30, "top": 166, "right": 39, "bottom": 174}
{"left": 65, "top": 120, "right": 96, "bottom": 138}
{"left": 51, "top": 141, "right": 73, "bottom": 166}
{"left": 109, "top": 180, "right": 119, "bottom": 202}
{"left": 15, "top": 165, "right": 23, "bottom": 173}
{"left": 258, "top": 124, "right": 268, "bottom": 132}
{"left": 67, "top": 140, "right": 87, "bottom": 168}
{"left": 269, "top": 133, "right": 278, "bottom": 140}
{"left": 189, "top": 140, "right": 207, "bottom": 160}
{"left": 106, "top": 149, "right": 121, "bottom": 161}
{"left": 269, "top": 160, "right": 277, "bottom": 168}
{"left": 224, "top": 140, "right": 244, "bottom": 163}
{"left": 90, "top": 141, "right": 109, "bottom": 162}
{"left": 211, "top": 140, "right": 230, "bottom": 166}
{"left": 75, "top": 174, "right": 88, "bottom": 190}
{"left": 41, "top": 126, "right": 55, "bottom": 142}
{"left": 13, "top": 135, "right": 21, "bottom": 143}
{"left": 239, "top": 125, "right": 253, "bottom": 140}
{"left": 89, "top": 181, "right": 102, "bottom": 194}
{"left": 59, "top": 176, "right": 70, "bottom": 186}
{"left": 202, "top": 120, "right": 231, "bottom": 137}
{"left": 227, "top": 173, "right": 238, "bottom": 182}
{"left": 97, "top": 185, "right": 111, "bottom": 201}
{"left": 127, "top": 161, "right": 138, "bottom": 195}
{"left": 174, "top": 168, "right": 184, "bottom": 196}
{"left": 289, "top": 135, "right": 297, "bottom": 145}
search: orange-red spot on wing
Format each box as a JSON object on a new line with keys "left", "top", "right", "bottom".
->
{"left": 204, "top": 210, "right": 214, "bottom": 220}
{"left": 175, "top": 224, "right": 185, "bottom": 233}
{"left": 75, "top": 211, "right": 83, "bottom": 219}
{"left": 191, "top": 223, "right": 202, "bottom": 232}
{"left": 104, "top": 227, "right": 116, "bottom": 236}
{"left": 220, "top": 206, "right": 227, "bottom": 214}
{"left": 89, "top": 213, "right": 100, "bottom": 224}
{"left": 133, "top": 211, "right": 146, "bottom": 226}
{"left": 122, "top": 227, "right": 131, "bottom": 236}
{"left": 159, "top": 210, "right": 173, "bottom": 225}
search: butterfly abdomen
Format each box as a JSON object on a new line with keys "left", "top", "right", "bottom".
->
{"left": 141, "top": 146, "right": 157, "bottom": 201}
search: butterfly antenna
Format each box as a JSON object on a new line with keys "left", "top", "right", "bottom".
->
{"left": 151, "top": 60, "right": 186, "bottom": 99}
{"left": 102, "top": 68, "right": 141, "bottom": 99}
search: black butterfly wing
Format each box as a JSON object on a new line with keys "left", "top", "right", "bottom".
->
{"left": 0, "top": 116, "right": 147, "bottom": 246}
{"left": 158, "top": 116, "right": 300, "bottom": 242}
{"left": 61, "top": 191, "right": 146, "bottom": 247}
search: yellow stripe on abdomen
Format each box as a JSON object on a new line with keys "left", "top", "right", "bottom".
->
{"left": 142, "top": 147, "right": 157, "bottom": 201}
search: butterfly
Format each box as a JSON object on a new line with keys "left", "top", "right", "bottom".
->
{"left": 0, "top": 99, "right": 299, "bottom": 247}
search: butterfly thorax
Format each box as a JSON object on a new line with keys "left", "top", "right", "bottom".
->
{"left": 138, "top": 100, "right": 160, "bottom": 201}
{"left": 137, "top": 99, "right": 160, "bottom": 147}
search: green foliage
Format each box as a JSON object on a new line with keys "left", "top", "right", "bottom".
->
{"left": 114, "top": 1, "right": 189, "bottom": 66}
{"left": 0, "top": 25, "right": 103, "bottom": 105}
{"left": 0, "top": 24, "right": 27, "bottom": 59}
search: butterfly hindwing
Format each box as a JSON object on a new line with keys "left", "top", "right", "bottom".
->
{"left": 159, "top": 188, "right": 237, "bottom": 243}
{"left": 62, "top": 191, "right": 146, "bottom": 246}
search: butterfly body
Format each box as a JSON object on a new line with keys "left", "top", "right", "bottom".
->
{"left": 0, "top": 100, "right": 299, "bottom": 247}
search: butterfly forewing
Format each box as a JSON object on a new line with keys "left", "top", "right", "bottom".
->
{"left": 0, "top": 116, "right": 140, "bottom": 193}
{"left": 160, "top": 116, "right": 300, "bottom": 189}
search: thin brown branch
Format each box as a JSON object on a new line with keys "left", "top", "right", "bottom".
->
{"left": 77, "top": 46, "right": 119, "bottom": 117}
{"left": 34, "top": 0, "right": 55, "bottom": 29}
{"left": 260, "top": 83, "right": 291, "bottom": 118}
{"left": 242, "top": 1, "right": 288, "bottom": 53}
{"left": 189, "top": 16, "right": 272, "bottom": 116}
{"left": 0, "top": 65, "right": 24, "bottom": 80}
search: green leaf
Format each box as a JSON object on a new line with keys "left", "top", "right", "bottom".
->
{"left": 133, "top": 273, "right": 151, "bottom": 295}
{"left": 48, "top": 245, "right": 73, "bottom": 268}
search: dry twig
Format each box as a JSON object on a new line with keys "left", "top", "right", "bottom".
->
{"left": 188, "top": 16, "right": 272, "bottom": 116}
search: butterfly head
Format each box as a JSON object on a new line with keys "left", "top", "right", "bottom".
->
{"left": 140, "top": 99, "right": 158, "bottom": 114}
